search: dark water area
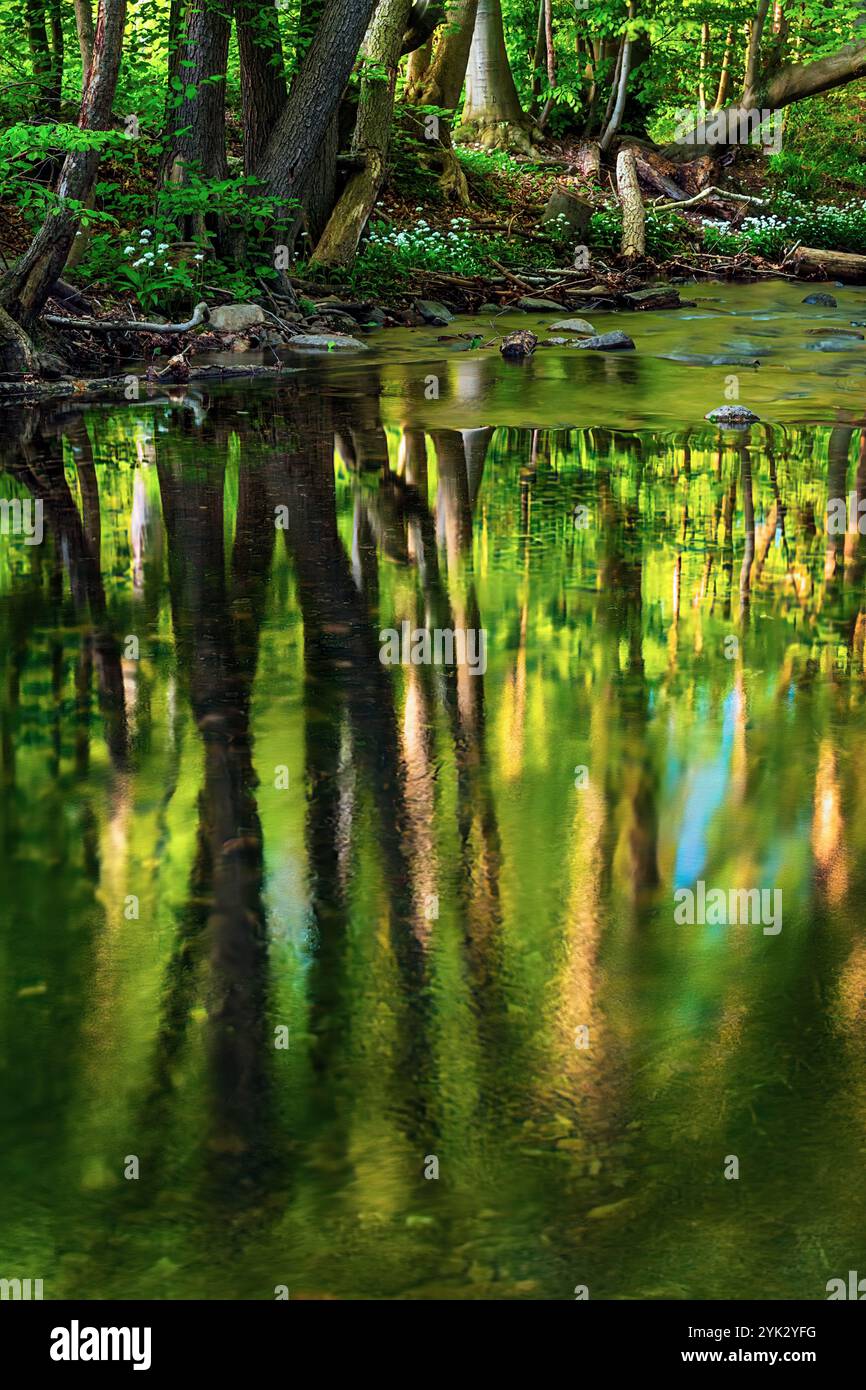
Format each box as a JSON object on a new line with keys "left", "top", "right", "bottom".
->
{"left": 2, "top": 282, "right": 866, "bottom": 1299}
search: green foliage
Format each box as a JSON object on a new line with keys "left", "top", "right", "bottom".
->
{"left": 703, "top": 194, "right": 866, "bottom": 259}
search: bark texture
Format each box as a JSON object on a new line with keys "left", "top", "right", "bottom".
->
{"left": 236, "top": 0, "right": 287, "bottom": 175}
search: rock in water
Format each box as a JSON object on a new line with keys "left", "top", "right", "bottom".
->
{"left": 500, "top": 330, "right": 538, "bottom": 359}
{"left": 284, "top": 334, "right": 368, "bottom": 352}
{"left": 802, "top": 293, "right": 837, "bottom": 307}
{"left": 705, "top": 405, "right": 761, "bottom": 426}
{"left": 574, "top": 331, "right": 635, "bottom": 350}
{"left": 550, "top": 318, "right": 595, "bottom": 334}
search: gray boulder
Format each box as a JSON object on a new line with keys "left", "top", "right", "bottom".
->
{"left": 516, "top": 296, "right": 565, "bottom": 312}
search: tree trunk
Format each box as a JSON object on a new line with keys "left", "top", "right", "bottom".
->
{"left": 0, "top": 0, "right": 128, "bottom": 328}
{"left": 666, "top": 30, "right": 866, "bottom": 156}
{"left": 409, "top": 0, "right": 478, "bottom": 107}
{"left": 311, "top": 0, "right": 413, "bottom": 268}
{"left": 236, "top": 0, "right": 287, "bottom": 175}
{"left": 24, "top": 0, "right": 52, "bottom": 106}
{"left": 794, "top": 246, "right": 866, "bottom": 282}
{"left": 699, "top": 20, "right": 709, "bottom": 109}
{"left": 255, "top": 0, "right": 380, "bottom": 249}
{"left": 0, "top": 306, "right": 40, "bottom": 375}
{"left": 459, "top": 0, "right": 535, "bottom": 151}
{"left": 600, "top": 2, "right": 635, "bottom": 153}
{"left": 405, "top": 0, "right": 477, "bottom": 200}
{"left": 744, "top": 0, "right": 771, "bottom": 95}
{"left": 406, "top": 36, "right": 432, "bottom": 98}
{"left": 74, "top": 0, "right": 94, "bottom": 89}
{"left": 714, "top": 26, "right": 734, "bottom": 109}
{"left": 164, "top": 0, "right": 231, "bottom": 187}
{"left": 47, "top": 0, "right": 64, "bottom": 110}
{"left": 616, "top": 146, "right": 644, "bottom": 258}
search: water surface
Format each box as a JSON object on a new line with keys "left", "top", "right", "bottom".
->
{"left": 2, "top": 280, "right": 866, "bottom": 1299}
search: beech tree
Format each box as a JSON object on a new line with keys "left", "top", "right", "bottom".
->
{"left": 459, "top": 0, "right": 536, "bottom": 151}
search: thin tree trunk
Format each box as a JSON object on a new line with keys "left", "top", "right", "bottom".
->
{"left": 75, "top": 0, "right": 94, "bottom": 88}
{"left": 236, "top": 0, "right": 287, "bottom": 175}
{"left": 24, "top": 0, "right": 52, "bottom": 105}
{"left": 744, "top": 0, "right": 771, "bottom": 96}
{"left": 600, "top": 3, "right": 636, "bottom": 153}
{"left": 47, "top": 0, "right": 64, "bottom": 110}
{"left": 0, "top": 0, "right": 128, "bottom": 328}
{"left": 699, "top": 20, "right": 709, "bottom": 109}
{"left": 714, "top": 26, "right": 733, "bottom": 109}
{"left": 529, "top": 0, "right": 544, "bottom": 110}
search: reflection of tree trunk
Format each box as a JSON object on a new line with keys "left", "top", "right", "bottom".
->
{"left": 3, "top": 431, "right": 128, "bottom": 768}
{"left": 156, "top": 443, "right": 274, "bottom": 1170}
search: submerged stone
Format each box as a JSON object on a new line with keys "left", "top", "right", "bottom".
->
{"left": 802, "top": 292, "right": 837, "bottom": 307}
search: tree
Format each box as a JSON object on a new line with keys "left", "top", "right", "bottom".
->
{"left": 667, "top": 1, "right": 866, "bottom": 155}
{"left": 459, "top": 0, "right": 536, "bottom": 151}
{"left": 254, "top": 0, "right": 380, "bottom": 248}
{"left": 0, "top": 0, "right": 128, "bottom": 331}
{"left": 236, "top": 0, "right": 287, "bottom": 175}
{"left": 311, "top": 0, "right": 414, "bottom": 269}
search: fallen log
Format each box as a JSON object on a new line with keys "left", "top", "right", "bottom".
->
{"left": 42, "top": 301, "right": 211, "bottom": 335}
{"left": 793, "top": 246, "right": 866, "bottom": 283}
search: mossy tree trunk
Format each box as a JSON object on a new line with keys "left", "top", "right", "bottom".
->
{"left": 311, "top": 0, "right": 413, "bottom": 269}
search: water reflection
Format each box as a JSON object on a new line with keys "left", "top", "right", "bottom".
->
{"left": 2, "top": 379, "right": 866, "bottom": 1299}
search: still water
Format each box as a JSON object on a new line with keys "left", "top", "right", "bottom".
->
{"left": 2, "top": 280, "right": 866, "bottom": 1299}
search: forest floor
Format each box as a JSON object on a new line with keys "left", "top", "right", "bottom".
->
{"left": 1, "top": 132, "right": 863, "bottom": 391}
